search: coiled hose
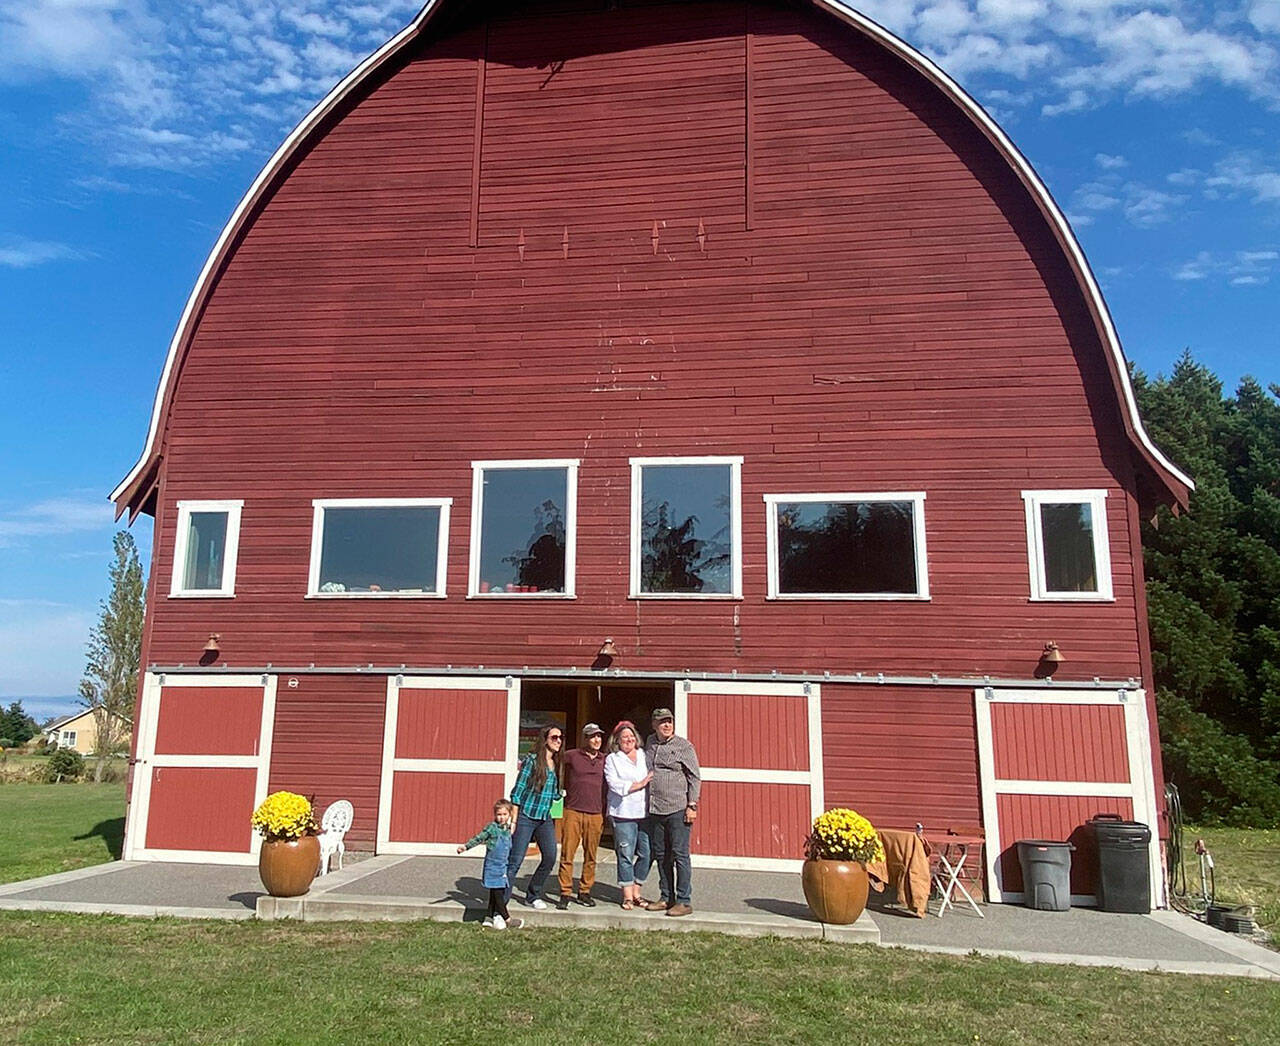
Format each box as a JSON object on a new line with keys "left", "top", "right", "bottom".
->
{"left": 1165, "top": 782, "right": 1213, "bottom": 914}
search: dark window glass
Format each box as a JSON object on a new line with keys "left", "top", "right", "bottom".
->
{"left": 478, "top": 469, "right": 567, "bottom": 594}
{"left": 777, "top": 501, "right": 918, "bottom": 595}
{"left": 640, "top": 465, "right": 733, "bottom": 594}
{"left": 318, "top": 507, "right": 441, "bottom": 594}
{"left": 183, "top": 511, "right": 228, "bottom": 590}
{"left": 1040, "top": 502, "right": 1098, "bottom": 592}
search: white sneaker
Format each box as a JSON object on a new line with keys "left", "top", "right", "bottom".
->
{"left": 492, "top": 915, "right": 507, "bottom": 930}
{"left": 481, "top": 917, "right": 494, "bottom": 928}
{"left": 528, "top": 898, "right": 548, "bottom": 910}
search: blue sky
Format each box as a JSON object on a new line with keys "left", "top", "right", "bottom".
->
{"left": 2, "top": 0, "right": 1278, "bottom": 721}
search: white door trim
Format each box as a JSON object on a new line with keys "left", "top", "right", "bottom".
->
{"left": 681, "top": 678, "right": 822, "bottom": 870}
{"left": 975, "top": 687, "right": 1160, "bottom": 907}
{"left": 125, "top": 672, "right": 275, "bottom": 865}
{"left": 377, "top": 675, "right": 520, "bottom": 855}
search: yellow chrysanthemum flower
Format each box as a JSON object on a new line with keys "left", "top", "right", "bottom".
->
{"left": 804, "top": 807, "right": 884, "bottom": 863}
{"left": 251, "top": 791, "right": 318, "bottom": 842}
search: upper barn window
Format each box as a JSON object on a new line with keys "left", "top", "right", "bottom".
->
{"left": 765, "top": 493, "right": 929, "bottom": 600}
{"left": 307, "top": 499, "right": 451, "bottom": 598}
{"left": 170, "top": 500, "right": 243, "bottom": 598}
{"left": 469, "top": 461, "right": 579, "bottom": 597}
{"left": 630, "top": 457, "right": 743, "bottom": 598}
{"left": 1022, "top": 490, "right": 1113, "bottom": 601}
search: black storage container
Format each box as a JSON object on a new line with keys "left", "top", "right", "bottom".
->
{"left": 1089, "top": 814, "right": 1152, "bottom": 914}
{"left": 1016, "top": 840, "right": 1074, "bottom": 911}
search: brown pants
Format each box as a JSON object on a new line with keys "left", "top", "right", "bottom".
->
{"left": 557, "top": 809, "right": 603, "bottom": 897}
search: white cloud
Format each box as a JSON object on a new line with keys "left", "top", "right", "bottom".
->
{"left": 1172, "top": 247, "right": 1278, "bottom": 284}
{"left": 1095, "top": 152, "right": 1128, "bottom": 169}
{"left": 1251, "top": 1, "right": 1280, "bottom": 35}
{"left": 0, "top": 0, "right": 413, "bottom": 169}
{"left": 1070, "top": 176, "right": 1186, "bottom": 226}
{"left": 1123, "top": 186, "right": 1185, "bottom": 226}
{"left": 1205, "top": 153, "right": 1280, "bottom": 202}
{"left": 0, "top": 238, "right": 84, "bottom": 268}
{"left": 0, "top": 498, "right": 115, "bottom": 547}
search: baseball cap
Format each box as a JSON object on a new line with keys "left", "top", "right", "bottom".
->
{"left": 582, "top": 722, "right": 605, "bottom": 737}
{"left": 650, "top": 707, "right": 674, "bottom": 722}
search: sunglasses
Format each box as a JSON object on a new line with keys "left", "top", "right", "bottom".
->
{"left": 547, "top": 734, "right": 563, "bottom": 742}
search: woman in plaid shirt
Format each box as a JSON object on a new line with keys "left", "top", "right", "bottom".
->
{"left": 505, "top": 724, "right": 563, "bottom": 908}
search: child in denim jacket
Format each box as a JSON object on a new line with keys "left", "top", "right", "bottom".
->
{"left": 458, "top": 799, "right": 521, "bottom": 929}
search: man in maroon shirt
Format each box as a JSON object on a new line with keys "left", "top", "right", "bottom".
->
{"left": 556, "top": 722, "right": 607, "bottom": 908}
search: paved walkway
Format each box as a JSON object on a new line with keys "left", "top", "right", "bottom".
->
{"left": 2, "top": 855, "right": 1277, "bottom": 980}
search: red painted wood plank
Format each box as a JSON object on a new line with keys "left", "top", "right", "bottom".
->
{"left": 146, "top": 767, "right": 257, "bottom": 852}
{"left": 153, "top": 686, "right": 262, "bottom": 757}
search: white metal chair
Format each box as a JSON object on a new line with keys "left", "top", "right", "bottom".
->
{"left": 317, "top": 800, "right": 354, "bottom": 875}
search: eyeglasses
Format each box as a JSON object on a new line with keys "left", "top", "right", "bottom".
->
{"left": 547, "top": 734, "right": 563, "bottom": 742}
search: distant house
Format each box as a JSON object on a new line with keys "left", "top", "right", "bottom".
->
{"left": 43, "top": 709, "right": 131, "bottom": 756}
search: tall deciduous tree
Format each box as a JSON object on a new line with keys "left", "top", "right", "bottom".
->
{"left": 79, "top": 531, "right": 146, "bottom": 783}
{"left": 1135, "top": 351, "right": 1280, "bottom": 825}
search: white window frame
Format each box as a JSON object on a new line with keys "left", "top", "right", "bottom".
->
{"left": 1022, "top": 489, "right": 1113, "bottom": 601}
{"left": 62, "top": 730, "right": 77, "bottom": 748}
{"left": 169, "top": 499, "right": 243, "bottom": 598}
{"left": 764, "top": 491, "right": 930, "bottom": 600}
{"left": 630, "top": 456, "right": 744, "bottom": 600}
{"left": 307, "top": 498, "right": 452, "bottom": 599}
{"left": 468, "top": 459, "right": 579, "bottom": 598}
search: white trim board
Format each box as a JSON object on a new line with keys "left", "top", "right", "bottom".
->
{"left": 1021, "top": 489, "right": 1114, "bottom": 601}
{"left": 467, "top": 460, "right": 579, "bottom": 598}
{"left": 974, "top": 687, "right": 1161, "bottom": 909}
{"left": 307, "top": 498, "right": 452, "bottom": 598}
{"left": 377, "top": 675, "right": 521, "bottom": 853}
{"left": 168, "top": 500, "right": 243, "bottom": 598}
{"left": 630, "top": 457, "right": 743, "bottom": 599}
{"left": 125, "top": 672, "right": 275, "bottom": 864}
{"left": 683, "top": 679, "right": 824, "bottom": 861}
{"left": 763, "top": 491, "right": 929, "bottom": 600}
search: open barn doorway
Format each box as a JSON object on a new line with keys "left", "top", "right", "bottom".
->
{"left": 519, "top": 679, "right": 674, "bottom": 855}
{"left": 518, "top": 680, "right": 675, "bottom": 754}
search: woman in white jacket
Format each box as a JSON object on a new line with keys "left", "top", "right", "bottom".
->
{"left": 605, "top": 721, "right": 653, "bottom": 910}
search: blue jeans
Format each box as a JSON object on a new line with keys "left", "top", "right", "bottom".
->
{"left": 505, "top": 814, "right": 557, "bottom": 903}
{"left": 649, "top": 810, "right": 692, "bottom": 905}
{"left": 611, "top": 818, "right": 650, "bottom": 886}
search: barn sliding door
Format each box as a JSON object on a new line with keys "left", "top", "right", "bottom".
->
{"left": 975, "top": 688, "right": 1161, "bottom": 907}
{"left": 377, "top": 676, "right": 520, "bottom": 855}
{"left": 125, "top": 673, "right": 276, "bottom": 864}
{"left": 681, "top": 680, "right": 823, "bottom": 871}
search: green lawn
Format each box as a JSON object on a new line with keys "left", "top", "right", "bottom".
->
{"left": 0, "top": 912, "right": 1276, "bottom": 1045}
{"left": 1184, "top": 825, "right": 1280, "bottom": 946}
{"left": 0, "top": 784, "right": 125, "bottom": 884}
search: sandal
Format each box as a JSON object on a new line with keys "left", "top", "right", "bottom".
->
{"left": 620, "top": 900, "right": 635, "bottom": 910}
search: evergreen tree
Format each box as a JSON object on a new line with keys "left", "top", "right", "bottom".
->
{"left": 1135, "top": 351, "right": 1280, "bottom": 825}
{"left": 0, "top": 701, "right": 38, "bottom": 745}
{"left": 79, "top": 532, "right": 146, "bottom": 783}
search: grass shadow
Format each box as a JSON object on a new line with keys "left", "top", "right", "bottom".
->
{"left": 73, "top": 817, "right": 126, "bottom": 861}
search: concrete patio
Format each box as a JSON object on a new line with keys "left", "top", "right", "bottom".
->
{"left": 2, "top": 855, "right": 1277, "bottom": 980}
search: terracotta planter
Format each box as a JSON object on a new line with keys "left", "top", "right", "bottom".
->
{"left": 801, "top": 858, "right": 870, "bottom": 924}
{"left": 258, "top": 836, "right": 320, "bottom": 897}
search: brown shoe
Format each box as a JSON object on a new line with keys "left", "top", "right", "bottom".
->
{"left": 644, "top": 899, "right": 669, "bottom": 912}
{"left": 666, "top": 903, "right": 693, "bottom": 917}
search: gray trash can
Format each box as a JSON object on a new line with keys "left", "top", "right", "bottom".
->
{"left": 1016, "top": 840, "right": 1074, "bottom": 911}
{"left": 1089, "top": 814, "right": 1152, "bottom": 914}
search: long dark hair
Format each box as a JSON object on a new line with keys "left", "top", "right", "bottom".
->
{"left": 530, "top": 724, "right": 562, "bottom": 794}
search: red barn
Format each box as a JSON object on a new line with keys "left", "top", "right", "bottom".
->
{"left": 114, "top": 0, "right": 1191, "bottom": 906}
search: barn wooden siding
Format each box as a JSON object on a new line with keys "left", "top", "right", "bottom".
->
{"left": 821, "top": 683, "right": 981, "bottom": 831}
{"left": 141, "top": 0, "right": 1150, "bottom": 688}
{"left": 266, "top": 674, "right": 387, "bottom": 847}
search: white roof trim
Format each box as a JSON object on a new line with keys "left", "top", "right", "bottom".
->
{"left": 111, "top": 0, "right": 1192, "bottom": 508}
